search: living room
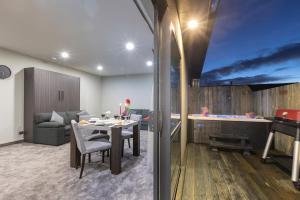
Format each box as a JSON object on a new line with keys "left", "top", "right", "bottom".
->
{"left": 0, "top": 0, "right": 154, "bottom": 199}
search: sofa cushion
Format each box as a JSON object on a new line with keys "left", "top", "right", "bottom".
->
{"left": 129, "top": 109, "right": 139, "bottom": 115}
{"left": 65, "top": 111, "right": 81, "bottom": 125}
{"left": 130, "top": 109, "right": 150, "bottom": 118}
{"left": 35, "top": 113, "right": 52, "bottom": 124}
{"left": 58, "top": 112, "right": 68, "bottom": 123}
{"left": 38, "top": 122, "right": 65, "bottom": 128}
{"left": 50, "top": 111, "right": 64, "bottom": 124}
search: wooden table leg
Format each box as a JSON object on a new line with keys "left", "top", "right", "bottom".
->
{"left": 133, "top": 124, "right": 140, "bottom": 156}
{"left": 111, "top": 127, "right": 122, "bottom": 175}
{"left": 70, "top": 127, "right": 81, "bottom": 168}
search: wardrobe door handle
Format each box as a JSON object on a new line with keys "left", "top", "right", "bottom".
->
{"left": 58, "top": 91, "right": 61, "bottom": 101}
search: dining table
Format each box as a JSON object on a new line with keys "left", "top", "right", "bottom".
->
{"left": 70, "top": 118, "right": 140, "bottom": 175}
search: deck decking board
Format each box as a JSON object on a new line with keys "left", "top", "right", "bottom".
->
{"left": 222, "top": 151, "right": 262, "bottom": 200}
{"left": 182, "top": 144, "right": 195, "bottom": 200}
{"left": 217, "top": 153, "right": 245, "bottom": 200}
{"left": 232, "top": 152, "right": 275, "bottom": 199}
{"left": 219, "top": 152, "right": 251, "bottom": 200}
{"left": 207, "top": 148, "right": 229, "bottom": 200}
{"left": 201, "top": 145, "right": 220, "bottom": 200}
{"left": 175, "top": 150, "right": 187, "bottom": 200}
{"left": 194, "top": 145, "right": 207, "bottom": 200}
{"left": 179, "top": 144, "right": 300, "bottom": 200}
{"left": 246, "top": 155, "right": 297, "bottom": 199}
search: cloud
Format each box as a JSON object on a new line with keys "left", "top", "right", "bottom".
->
{"left": 202, "top": 42, "right": 300, "bottom": 82}
{"left": 212, "top": 0, "right": 273, "bottom": 43}
{"left": 200, "top": 74, "right": 291, "bottom": 85}
{"left": 274, "top": 67, "right": 290, "bottom": 72}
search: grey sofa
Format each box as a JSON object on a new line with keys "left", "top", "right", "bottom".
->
{"left": 34, "top": 111, "right": 81, "bottom": 146}
{"left": 130, "top": 109, "right": 152, "bottom": 130}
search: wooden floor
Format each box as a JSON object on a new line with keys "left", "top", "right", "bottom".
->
{"left": 176, "top": 144, "right": 300, "bottom": 200}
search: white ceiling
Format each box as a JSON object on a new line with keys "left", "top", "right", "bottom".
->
{"left": 0, "top": 0, "right": 153, "bottom": 76}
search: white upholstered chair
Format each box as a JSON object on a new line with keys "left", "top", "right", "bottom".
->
{"left": 121, "top": 114, "right": 142, "bottom": 156}
{"left": 71, "top": 120, "right": 111, "bottom": 178}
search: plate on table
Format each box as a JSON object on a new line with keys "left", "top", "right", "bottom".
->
{"left": 89, "top": 117, "right": 100, "bottom": 122}
{"left": 95, "top": 122, "right": 105, "bottom": 126}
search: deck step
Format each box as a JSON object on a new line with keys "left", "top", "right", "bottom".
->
{"left": 209, "top": 134, "right": 249, "bottom": 140}
{"left": 209, "top": 140, "right": 253, "bottom": 150}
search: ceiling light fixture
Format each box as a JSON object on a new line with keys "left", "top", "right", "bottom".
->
{"left": 52, "top": 57, "right": 57, "bottom": 61}
{"left": 187, "top": 19, "right": 199, "bottom": 30}
{"left": 146, "top": 61, "right": 153, "bottom": 67}
{"left": 60, "top": 51, "right": 70, "bottom": 59}
{"left": 125, "top": 42, "right": 135, "bottom": 51}
{"left": 97, "top": 65, "right": 103, "bottom": 71}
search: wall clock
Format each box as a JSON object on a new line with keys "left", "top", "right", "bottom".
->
{"left": 0, "top": 65, "right": 11, "bottom": 79}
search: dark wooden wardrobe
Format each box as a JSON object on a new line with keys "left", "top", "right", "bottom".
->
{"left": 24, "top": 68, "right": 80, "bottom": 142}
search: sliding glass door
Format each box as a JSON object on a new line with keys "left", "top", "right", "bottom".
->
{"left": 153, "top": 11, "right": 182, "bottom": 199}
{"left": 170, "top": 32, "right": 181, "bottom": 200}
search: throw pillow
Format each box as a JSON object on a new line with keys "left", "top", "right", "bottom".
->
{"left": 50, "top": 111, "right": 64, "bottom": 124}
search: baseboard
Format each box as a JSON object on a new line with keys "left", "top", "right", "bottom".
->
{"left": 0, "top": 139, "right": 24, "bottom": 147}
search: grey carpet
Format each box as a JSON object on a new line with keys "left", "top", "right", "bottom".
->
{"left": 0, "top": 131, "right": 153, "bottom": 200}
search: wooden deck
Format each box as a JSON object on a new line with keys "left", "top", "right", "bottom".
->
{"left": 176, "top": 144, "right": 300, "bottom": 200}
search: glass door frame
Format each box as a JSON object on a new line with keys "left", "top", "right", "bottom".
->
{"left": 153, "top": 4, "right": 180, "bottom": 199}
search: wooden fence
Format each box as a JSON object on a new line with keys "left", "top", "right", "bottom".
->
{"left": 253, "top": 83, "right": 300, "bottom": 155}
{"left": 189, "top": 83, "right": 300, "bottom": 154}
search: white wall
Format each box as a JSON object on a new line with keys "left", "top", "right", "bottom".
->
{"left": 0, "top": 48, "right": 102, "bottom": 144}
{"left": 101, "top": 74, "right": 153, "bottom": 114}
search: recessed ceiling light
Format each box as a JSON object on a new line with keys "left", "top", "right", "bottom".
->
{"left": 187, "top": 19, "right": 199, "bottom": 30}
{"left": 146, "top": 61, "right": 153, "bottom": 67}
{"left": 97, "top": 65, "right": 103, "bottom": 71}
{"left": 52, "top": 57, "right": 57, "bottom": 61}
{"left": 125, "top": 42, "right": 135, "bottom": 51}
{"left": 60, "top": 51, "right": 70, "bottom": 59}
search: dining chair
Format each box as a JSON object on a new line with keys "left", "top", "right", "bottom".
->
{"left": 71, "top": 120, "right": 111, "bottom": 179}
{"left": 121, "top": 114, "right": 142, "bottom": 156}
{"left": 84, "top": 130, "right": 111, "bottom": 162}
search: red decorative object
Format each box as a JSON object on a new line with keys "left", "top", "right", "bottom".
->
{"left": 125, "top": 98, "right": 131, "bottom": 105}
{"left": 275, "top": 109, "right": 300, "bottom": 121}
{"left": 122, "top": 98, "right": 131, "bottom": 116}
